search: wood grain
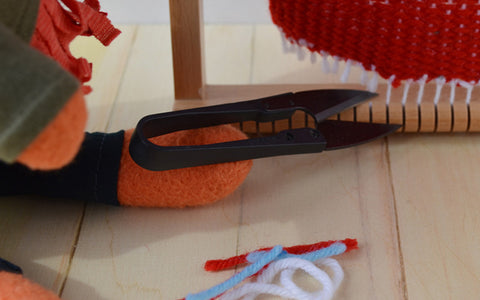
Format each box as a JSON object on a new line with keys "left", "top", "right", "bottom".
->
{"left": 389, "top": 134, "right": 480, "bottom": 299}
{"left": 169, "top": 0, "right": 206, "bottom": 99}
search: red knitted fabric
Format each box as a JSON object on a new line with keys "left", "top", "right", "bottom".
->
{"left": 30, "top": 0, "right": 121, "bottom": 93}
{"left": 270, "top": 0, "right": 480, "bottom": 87}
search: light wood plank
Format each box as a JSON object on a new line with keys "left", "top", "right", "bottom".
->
{"left": 204, "top": 25, "right": 254, "bottom": 85}
{"left": 71, "top": 26, "right": 138, "bottom": 132}
{"left": 62, "top": 200, "right": 242, "bottom": 299}
{"left": 106, "top": 25, "right": 176, "bottom": 131}
{"left": 389, "top": 134, "right": 480, "bottom": 299}
{"left": 0, "top": 198, "right": 84, "bottom": 293}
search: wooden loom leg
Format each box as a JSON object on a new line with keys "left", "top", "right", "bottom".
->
{"left": 169, "top": 0, "right": 205, "bottom": 99}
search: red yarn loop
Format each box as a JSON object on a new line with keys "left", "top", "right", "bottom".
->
{"left": 30, "top": 0, "right": 121, "bottom": 93}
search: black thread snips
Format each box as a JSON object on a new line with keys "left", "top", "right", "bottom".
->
{"left": 129, "top": 90, "right": 400, "bottom": 171}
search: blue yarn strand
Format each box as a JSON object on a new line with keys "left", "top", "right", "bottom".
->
{"left": 283, "top": 242, "right": 347, "bottom": 261}
{"left": 246, "top": 242, "right": 347, "bottom": 264}
{"left": 186, "top": 245, "right": 283, "bottom": 300}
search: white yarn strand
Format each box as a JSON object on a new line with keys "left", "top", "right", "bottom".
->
{"left": 280, "top": 31, "right": 289, "bottom": 53}
{"left": 467, "top": 85, "right": 474, "bottom": 105}
{"left": 416, "top": 75, "right": 428, "bottom": 105}
{"left": 386, "top": 75, "right": 396, "bottom": 106}
{"left": 286, "top": 37, "right": 297, "bottom": 53}
{"left": 297, "top": 46, "right": 306, "bottom": 61}
{"left": 310, "top": 52, "right": 317, "bottom": 64}
{"left": 467, "top": 83, "right": 475, "bottom": 105}
{"left": 331, "top": 56, "right": 340, "bottom": 74}
{"left": 402, "top": 80, "right": 413, "bottom": 106}
{"left": 449, "top": 79, "right": 458, "bottom": 105}
{"left": 368, "top": 69, "right": 379, "bottom": 92}
{"left": 296, "top": 39, "right": 308, "bottom": 61}
{"left": 458, "top": 80, "right": 475, "bottom": 105}
{"left": 341, "top": 59, "right": 353, "bottom": 82}
{"left": 219, "top": 258, "right": 344, "bottom": 300}
{"left": 320, "top": 51, "right": 330, "bottom": 73}
{"left": 434, "top": 77, "right": 446, "bottom": 105}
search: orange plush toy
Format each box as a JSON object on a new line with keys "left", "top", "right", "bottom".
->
{"left": 0, "top": 0, "right": 252, "bottom": 299}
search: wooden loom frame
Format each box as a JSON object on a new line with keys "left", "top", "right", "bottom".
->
{"left": 168, "top": 0, "right": 480, "bottom": 132}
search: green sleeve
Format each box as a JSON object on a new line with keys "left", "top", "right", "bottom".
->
{"left": 0, "top": 0, "right": 40, "bottom": 42}
{"left": 0, "top": 22, "right": 80, "bottom": 163}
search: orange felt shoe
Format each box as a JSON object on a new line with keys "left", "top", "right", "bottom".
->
{"left": 117, "top": 125, "right": 253, "bottom": 208}
{"left": 0, "top": 272, "right": 60, "bottom": 300}
{"left": 16, "top": 89, "right": 87, "bottom": 170}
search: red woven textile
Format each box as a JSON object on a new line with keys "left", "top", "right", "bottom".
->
{"left": 31, "top": 0, "right": 121, "bottom": 94}
{"left": 269, "top": 0, "right": 480, "bottom": 87}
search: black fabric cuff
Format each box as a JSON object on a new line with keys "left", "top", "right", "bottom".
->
{"left": 0, "top": 258, "right": 22, "bottom": 274}
{"left": 0, "top": 131, "right": 125, "bottom": 206}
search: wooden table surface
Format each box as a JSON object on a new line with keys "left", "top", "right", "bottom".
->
{"left": 2, "top": 24, "right": 480, "bottom": 300}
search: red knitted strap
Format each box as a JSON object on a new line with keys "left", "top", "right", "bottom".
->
{"left": 30, "top": 0, "right": 121, "bottom": 93}
{"left": 84, "top": 0, "right": 101, "bottom": 12}
{"left": 204, "top": 238, "right": 358, "bottom": 272}
{"left": 270, "top": 0, "right": 480, "bottom": 87}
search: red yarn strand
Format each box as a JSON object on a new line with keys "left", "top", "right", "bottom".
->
{"left": 204, "top": 239, "right": 358, "bottom": 272}
{"left": 30, "top": 0, "right": 121, "bottom": 93}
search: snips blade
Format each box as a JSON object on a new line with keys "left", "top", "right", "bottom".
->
{"left": 318, "top": 120, "right": 401, "bottom": 150}
{"left": 264, "top": 89, "right": 378, "bottom": 122}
